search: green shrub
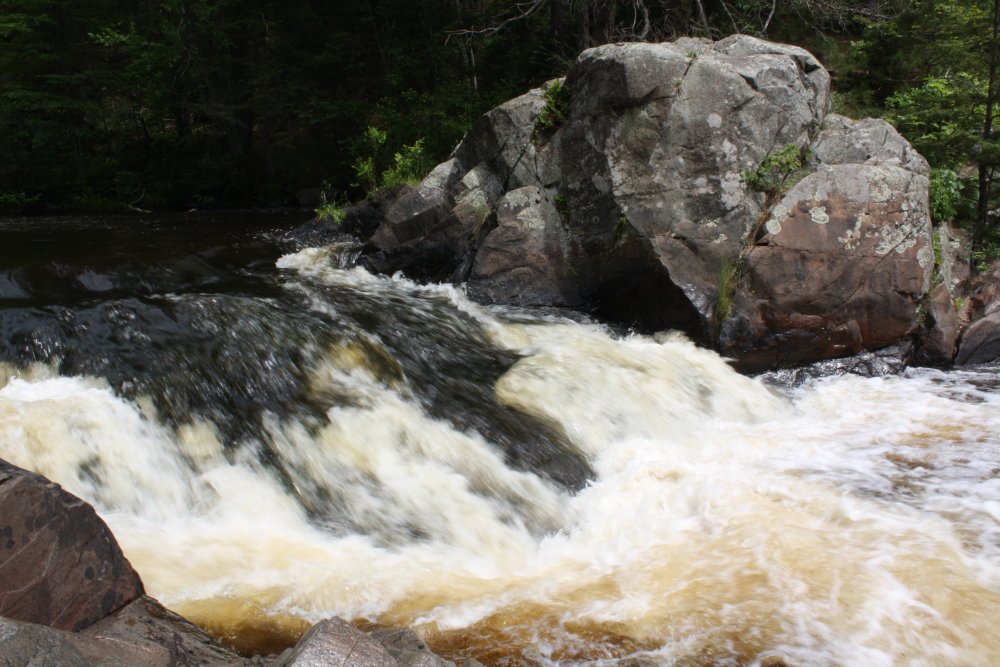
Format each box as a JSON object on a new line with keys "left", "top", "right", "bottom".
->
{"left": 0, "top": 191, "right": 38, "bottom": 212}
{"left": 381, "top": 138, "right": 430, "bottom": 190}
{"left": 351, "top": 126, "right": 429, "bottom": 196}
{"left": 928, "top": 168, "right": 961, "bottom": 223}
{"left": 972, "top": 237, "right": 1000, "bottom": 272}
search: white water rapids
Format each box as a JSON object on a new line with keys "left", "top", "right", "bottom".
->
{"left": 1, "top": 246, "right": 999, "bottom": 665}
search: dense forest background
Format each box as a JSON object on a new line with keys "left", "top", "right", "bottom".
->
{"left": 1, "top": 0, "right": 998, "bottom": 255}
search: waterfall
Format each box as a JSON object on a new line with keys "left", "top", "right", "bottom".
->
{"left": 1, "top": 217, "right": 998, "bottom": 665}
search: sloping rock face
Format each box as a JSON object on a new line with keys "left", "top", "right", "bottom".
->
{"left": 0, "top": 459, "right": 144, "bottom": 631}
{"left": 358, "top": 35, "right": 933, "bottom": 369}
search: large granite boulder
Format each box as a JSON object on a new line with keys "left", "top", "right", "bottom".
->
{"left": 352, "top": 35, "right": 935, "bottom": 370}
{"left": 0, "top": 459, "right": 144, "bottom": 631}
{"left": 721, "top": 115, "right": 933, "bottom": 369}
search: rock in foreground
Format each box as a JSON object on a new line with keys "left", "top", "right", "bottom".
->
{"left": 0, "top": 458, "right": 469, "bottom": 666}
{"left": 0, "top": 459, "right": 144, "bottom": 631}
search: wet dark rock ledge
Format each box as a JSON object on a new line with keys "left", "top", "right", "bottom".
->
{"left": 0, "top": 459, "right": 478, "bottom": 667}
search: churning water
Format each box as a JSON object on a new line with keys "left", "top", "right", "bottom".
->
{"left": 1, "top": 214, "right": 998, "bottom": 665}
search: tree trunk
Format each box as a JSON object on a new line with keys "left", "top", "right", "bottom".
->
{"left": 692, "top": 0, "right": 712, "bottom": 36}
{"left": 975, "top": 0, "right": 1000, "bottom": 265}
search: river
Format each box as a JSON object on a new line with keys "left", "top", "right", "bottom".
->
{"left": 1, "top": 213, "right": 998, "bottom": 665}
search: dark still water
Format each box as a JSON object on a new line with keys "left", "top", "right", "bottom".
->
{"left": 0, "top": 211, "right": 300, "bottom": 304}
{"left": 1, "top": 213, "right": 999, "bottom": 665}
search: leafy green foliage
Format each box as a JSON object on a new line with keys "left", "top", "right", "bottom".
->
{"left": 741, "top": 144, "right": 811, "bottom": 195}
{"left": 534, "top": 80, "right": 571, "bottom": 142}
{"left": 315, "top": 200, "right": 347, "bottom": 225}
{"left": 929, "top": 168, "right": 962, "bottom": 223}
{"left": 972, "top": 237, "right": 1000, "bottom": 272}
{"left": 0, "top": 0, "right": 528, "bottom": 209}
{"left": 315, "top": 181, "right": 348, "bottom": 225}
{"left": 0, "top": 0, "right": 994, "bottom": 217}
{"left": 351, "top": 126, "right": 429, "bottom": 197}
{"left": 887, "top": 74, "right": 992, "bottom": 168}
{"left": 0, "top": 190, "right": 39, "bottom": 213}
{"left": 381, "top": 139, "right": 431, "bottom": 190}
{"left": 351, "top": 126, "right": 388, "bottom": 195}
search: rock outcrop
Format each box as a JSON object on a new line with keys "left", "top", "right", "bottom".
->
{"left": 956, "top": 260, "right": 1000, "bottom": 364}
{"left": 346, "top": 34, "right": 939, "bottom": 370}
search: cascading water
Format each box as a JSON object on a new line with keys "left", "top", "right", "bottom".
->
{"left": 1, "top": 214, "right": 998, "bottom": 665}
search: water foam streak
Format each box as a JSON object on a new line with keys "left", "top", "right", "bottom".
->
{"left": 0, "top": 249, "right": 997, "bottom": 665}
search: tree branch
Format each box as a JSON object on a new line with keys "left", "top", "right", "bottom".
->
{"left": 446, "top": 0, "right": 548, "bottom": 40}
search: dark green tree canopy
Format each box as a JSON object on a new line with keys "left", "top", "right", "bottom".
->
{"left": 1, "top": 0, "right": 999, "bottom": 264}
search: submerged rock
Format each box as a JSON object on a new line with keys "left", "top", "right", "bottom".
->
{"left": 757, "top": 342, "right": 913, "bottom": 386}
{"left": 348, "top": 35, "right": 936, "bottom": 370}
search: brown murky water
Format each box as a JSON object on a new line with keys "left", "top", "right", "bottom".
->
{"left": 1, "top": 218, "right": 998, "bottom": 665}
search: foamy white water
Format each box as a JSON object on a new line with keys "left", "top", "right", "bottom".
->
{"left": 1, "top": 251, "right": 998, "bottom": 665}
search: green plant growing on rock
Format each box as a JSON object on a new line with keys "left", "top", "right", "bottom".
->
{"left": 715, "top": 256, "right": 742, "bottom": 325}
{"left": 467, "top": 198, "right": 492, "bottom": 241}
{"left": 717, "top": 144, "right": 811, "bottom": 331}
{"left": 614, "top": 215, "right": 629, "bottom": 246}
{"left": 742, "top": 144, "right": 811, "bottom": 197}
{"left": 381, "top": 138, "right": 430, "bottom": 190}
{"left": 315, "top": 188, "right": 348, "bottom": 225}
{"left": 351, "top": 126, "right": 430, "bottom": 197}
{"left": 553, "top": 193, "right": 570, "bottom": 224}
{"left": 534, "top": 80, "right": 571, "bottom": 142}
